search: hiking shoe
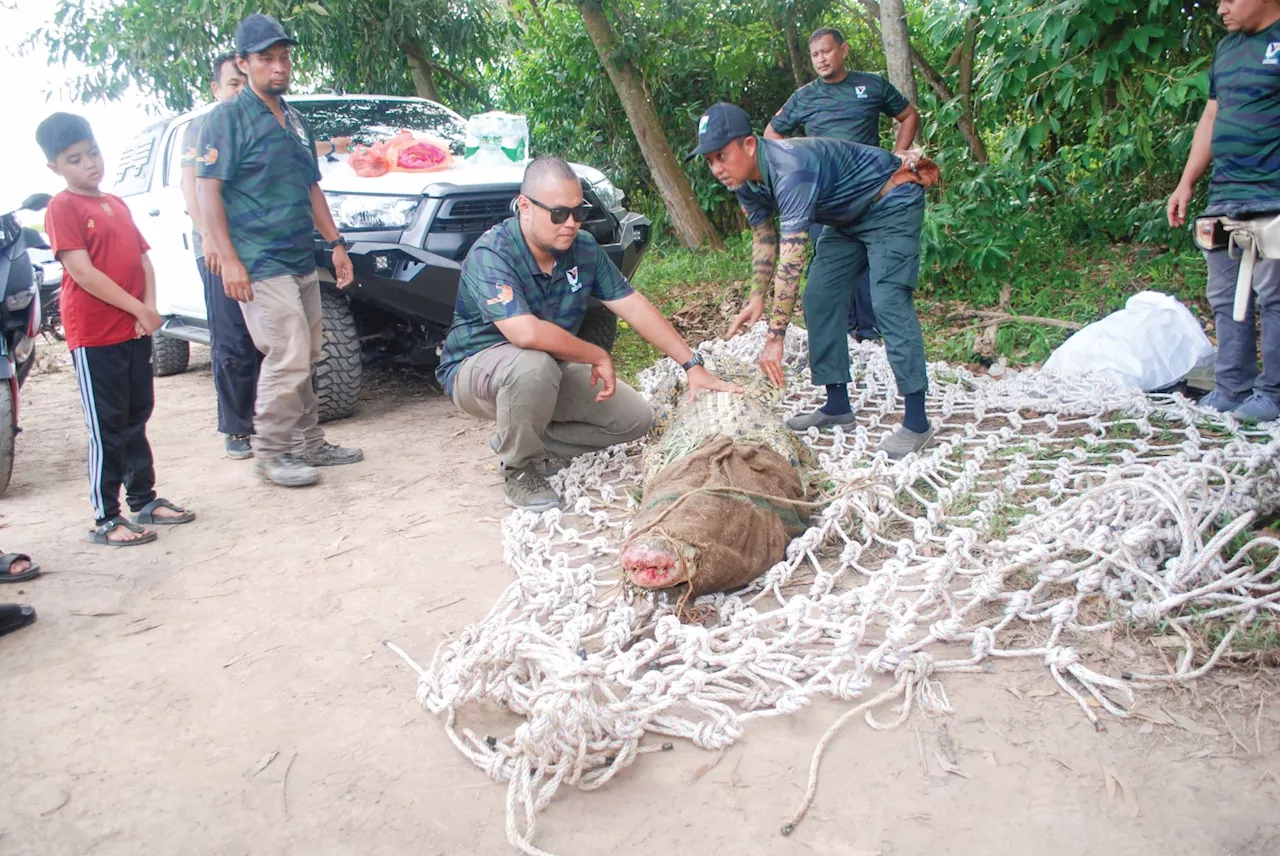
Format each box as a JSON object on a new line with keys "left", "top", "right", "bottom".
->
{"left": 255, "top": 453, "right": 320, "bottom": 488}
{"left": 490, "top": 433, "right": 566, "bottom": 475}
{"left": 785, "top": 408, "right": 857, "bottom": 432}
{"left": 225, "top": 434, "right": 253, "bottom": 460}
{"left": 1198, "top": 388, "right": 1246, "bottom": 413}
{"left": 877, "top": 425, "right": 937, "bottom": 460}
{"left": 297, "top": 442, "right": 364, "bottom": 467}
{"left": 503, "top": 464, "right": 563, "bottom": 512}
{"left": 1233, "top": 392, "right": 1280, "bottom": 424}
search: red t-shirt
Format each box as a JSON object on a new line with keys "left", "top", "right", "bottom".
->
{"left": 44, "top": 190, "right": 151, "bottom": 350}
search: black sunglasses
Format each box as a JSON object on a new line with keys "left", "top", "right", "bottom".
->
{"left": 525, "top": 195, "right": 591, "bottom": 225}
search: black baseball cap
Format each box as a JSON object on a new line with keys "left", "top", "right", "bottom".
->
{"left": 684, "top": 102, "right": 754, "bottom": 161}
{"left": 234, "top": 13, "right": 299, "bottom": 55}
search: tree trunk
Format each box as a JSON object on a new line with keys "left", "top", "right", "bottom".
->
{"left": 956, "top": 14, "right": 988, "bottom": 165}
{"left": 402, "top": 42, "right": 441, "bottom": 102}
{"left": 784, "top": 8, "right": 807, "bottom": 88}
{"left": 576, "top": 0, "right": 725, "bottom": 250}
{"left": 875, "top": 0, "right": 917, "bottom": 103}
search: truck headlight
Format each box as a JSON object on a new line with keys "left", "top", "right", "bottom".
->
{"left": 326, "top": 194, "right": 420, "bottom": 231}
{"left": 591, "top": 177, "right": 625, "bottom": 211}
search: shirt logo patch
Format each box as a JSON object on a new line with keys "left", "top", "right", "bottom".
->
{"left": 486, "top": 284, "right": 515, "bottom": 306}
{"left": 201, "top": 145, "right": 219, "bottom": 165}
{"left": 567, "top": 266, "right": 581, "bottom": 291}
{"left": 86, "top": 219, "right": 96, "bottom": 229}
{"left": 1266, "top": 42, "right": 1280, "bottom": 65}
{"left": 855, "top": 86, "right": 868, "bottom": 98}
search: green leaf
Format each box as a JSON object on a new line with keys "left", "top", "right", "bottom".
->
{"left": 307, "top": 2, "right": 329, "bottom": 15}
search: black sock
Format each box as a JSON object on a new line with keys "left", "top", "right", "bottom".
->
{"left": 903, "top": 391, "right": 929, "bottom": 433}
{"left": 820, "top": 383, "right": 851, "bottom": 415}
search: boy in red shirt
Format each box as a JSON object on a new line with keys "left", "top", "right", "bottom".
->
{"left": 37, "top": 112, "right": 197, "bottom": 546}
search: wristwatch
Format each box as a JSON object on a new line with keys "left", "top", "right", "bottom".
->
{"left": 681, "top": 352, "right": 704, "bottom": 372}
{"left": 328, "top": 236, "right": 348, "bottom": 251}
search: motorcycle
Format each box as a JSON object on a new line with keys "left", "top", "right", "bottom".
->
{"left": 27, "top": 244, "right": 64, "bottom": 341}
{"left": 0, "top": 193, "right": 53, "bottom": 496}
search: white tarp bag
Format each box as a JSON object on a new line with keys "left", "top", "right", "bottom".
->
{"left": 1041, "top": 290, "right": 1215, "bottom": 392}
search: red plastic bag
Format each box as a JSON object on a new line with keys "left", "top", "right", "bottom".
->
{"left": 384, "top": 130, "right": 452, "bottom": 172}
{"left": 348, "top": 141, "right": 390, "bottom": 177}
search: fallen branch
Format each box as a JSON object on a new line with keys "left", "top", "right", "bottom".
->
{"left": 947, "top": 309, "right": 1084, "bottom": 331}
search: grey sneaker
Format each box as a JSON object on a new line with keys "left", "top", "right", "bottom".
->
{"left": 503, "top": 464, "right": 563, "bottom": 512}
{"left": 1198, "top": 389, "right": 1245, "bottom": 413}
{"left": 296, "top": 442, "right": 364, "bottom": 467}
{"left": 785, "top": 408, "right": 857, "bottom": 432}
{"left": 225, "top": 434, "right": 253, "bottom": 460}
{"left": 877, "top": 425, "right": 937, "bottom": 460}
{"left": 255, "top": 453, "right": 320, "bottom": 487}
{"left": 1234, "top": 391, "right": 1280, "bottom": 424}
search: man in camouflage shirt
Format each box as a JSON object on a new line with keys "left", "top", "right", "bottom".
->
{"left": 690, "top": 102, "right": 935, "bottom": 460}
{"left": 766, "top": 26, "right": 920, "bottom": 343}
{"left": 1169, "top": 0, "right": 1280, "bottom": 424}
{"left": 438, "top": 156, "right": 740, "bottom": 511}
{"left": 196, "top": 13, "right": 363, "bottom": 487}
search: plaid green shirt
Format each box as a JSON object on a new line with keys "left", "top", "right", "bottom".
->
{"left": 194, "top": 87, "right": 322, "bottom": 280}
{"left": 769, "top": 72, "right": 909, "bottom": 147}
{"left": 1206, "top": 19, "right": 1280, "bottom": 216}
{"left": 436, "top": 216, "right": 635, "bottom": 396}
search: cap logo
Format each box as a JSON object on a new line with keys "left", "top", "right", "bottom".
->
{"left": 698, "top": 115, "right": 710, "bottom": 135}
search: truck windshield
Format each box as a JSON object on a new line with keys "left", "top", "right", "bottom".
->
{"left": 290, "top": 98, "right": 467, "bottom": 155}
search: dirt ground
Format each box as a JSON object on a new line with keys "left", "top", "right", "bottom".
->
{"left": 2, "top": 344, "right": 1279, "bottom": 856}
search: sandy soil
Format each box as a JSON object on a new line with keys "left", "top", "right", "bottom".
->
{"left": 2, "top": 344, "right": 1278, "bottom": 856}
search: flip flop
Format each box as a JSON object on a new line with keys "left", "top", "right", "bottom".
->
{"left": 0, "top": 552, "right": 40, "bottom": 584}
{"left": 134, "top": 498, "right": 195, "bottom": 526}
{"left": 89, "top": 516, "right": 157, "bottom": 547}
{"left": 0, "top": 603, "right": 36, "bottom": 637}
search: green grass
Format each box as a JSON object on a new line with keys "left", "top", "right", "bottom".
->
{"left": 614, "top": 232, "right": 1205, "bottom": 381}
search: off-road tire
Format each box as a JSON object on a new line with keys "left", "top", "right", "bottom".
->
{"left": 0, "top": 381, "right": 13, "bottom": 497}
{"left": 314, "top": 289, "right": 362, "bottom": 423}
{"left": 152, "top": 334, "right": 190, "bottom": 377}
{"left": 578, "top": 305, "right": 618, "bottom": 354}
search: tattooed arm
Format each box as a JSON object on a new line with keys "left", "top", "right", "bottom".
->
{"left": 765, "top": 232, "right": 810, "bottom": 336}
{"left": 754, "top": 231, "right": 810, "bottom": 388}
{"left": 727, "top": 219, "right": 780, "bottom": 337}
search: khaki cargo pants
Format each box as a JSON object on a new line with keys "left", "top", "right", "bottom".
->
{"left": 453, "top": 343, "right": 653, "bottom": 471}
{"left": 238, "top": 271, "right": 326, "bottom": 457}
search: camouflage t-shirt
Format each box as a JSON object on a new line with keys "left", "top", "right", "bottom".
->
{"left": 194, "top": 87, "right": 323, "bottom": 280}
{"left": 1207, "top": 18, "right": 1280, "bottom": 216}
{"left": 180, "top": 116, "right": 207, "bottom": 259}
{"left": 734, "top": 137, "right": 900, "bottom": 234}
{"left": 769, "top": 72, "right": 910, "bottom": 147}
{"left": 436, "top": 216, "right": 635, "bottom": 396}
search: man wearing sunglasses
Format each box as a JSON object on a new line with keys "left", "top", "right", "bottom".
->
{"left": 436, "top": 156, "right": 741, "bottom": 511}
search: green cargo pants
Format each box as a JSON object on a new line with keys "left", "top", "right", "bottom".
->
{"left": 803, "top": 184, "right": 928, "bottom": 397}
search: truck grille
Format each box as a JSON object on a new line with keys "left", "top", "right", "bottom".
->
{"left": 431, "top": 196, "right": 515, "bottom": 234}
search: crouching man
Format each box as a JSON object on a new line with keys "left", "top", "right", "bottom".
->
{"left": 436, "top": 156, "right": 740, "bottom": 512}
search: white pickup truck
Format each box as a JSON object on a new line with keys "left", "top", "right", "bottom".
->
{"left": 113, "top": 94, "right": 652, "bottom": 421}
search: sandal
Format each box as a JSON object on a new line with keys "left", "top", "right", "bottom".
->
{"left": 89, "top": 516, "right": 157, "bottom": 547}
{"left": 134, "top": 498, "right": 195, "bottom": 526}
{"left": 0, "top": 552, "right": 40, "bottom": 584}
{"left": 0, "top": 603, "right": 36, "bottom": 637}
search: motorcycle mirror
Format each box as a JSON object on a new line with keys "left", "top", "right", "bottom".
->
{"left": 21, "top": 227, "right": 49, "bottom": 250}
{"left": 20, "top": 193, "right": 52, "bottom": 212}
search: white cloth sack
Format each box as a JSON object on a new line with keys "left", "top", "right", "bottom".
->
{"left": 1041, "top": 291, "right": 1215, "bottom": 392}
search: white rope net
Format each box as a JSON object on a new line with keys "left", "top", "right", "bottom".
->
{"left": 389, "top": 324, "right": 1280, "bottom": 856}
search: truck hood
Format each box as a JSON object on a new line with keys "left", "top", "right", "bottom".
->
{"left": 317, "top": 155, "right": 609, "bottom": 197}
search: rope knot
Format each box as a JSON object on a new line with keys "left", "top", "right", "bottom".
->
{"left": 896, "top": 652, "right": 935, "bottom": 681}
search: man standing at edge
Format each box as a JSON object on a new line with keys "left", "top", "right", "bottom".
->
{"left": 692, "top": 102, "right": 936, "bottom": 459}
{"left": 1168, "top": 0, "right": 1280, "bottom": 424}
{"left": 197, "top": 13, "right": 363, "bottom": 487}
{"left": 179, "top": 52, "right": 258, "bottom": 461}
{"left": 766, "top": 27, "right": 920, "bottom": 344}
{"left": 437, "top": 156, "right": 741, "bottom": 512}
